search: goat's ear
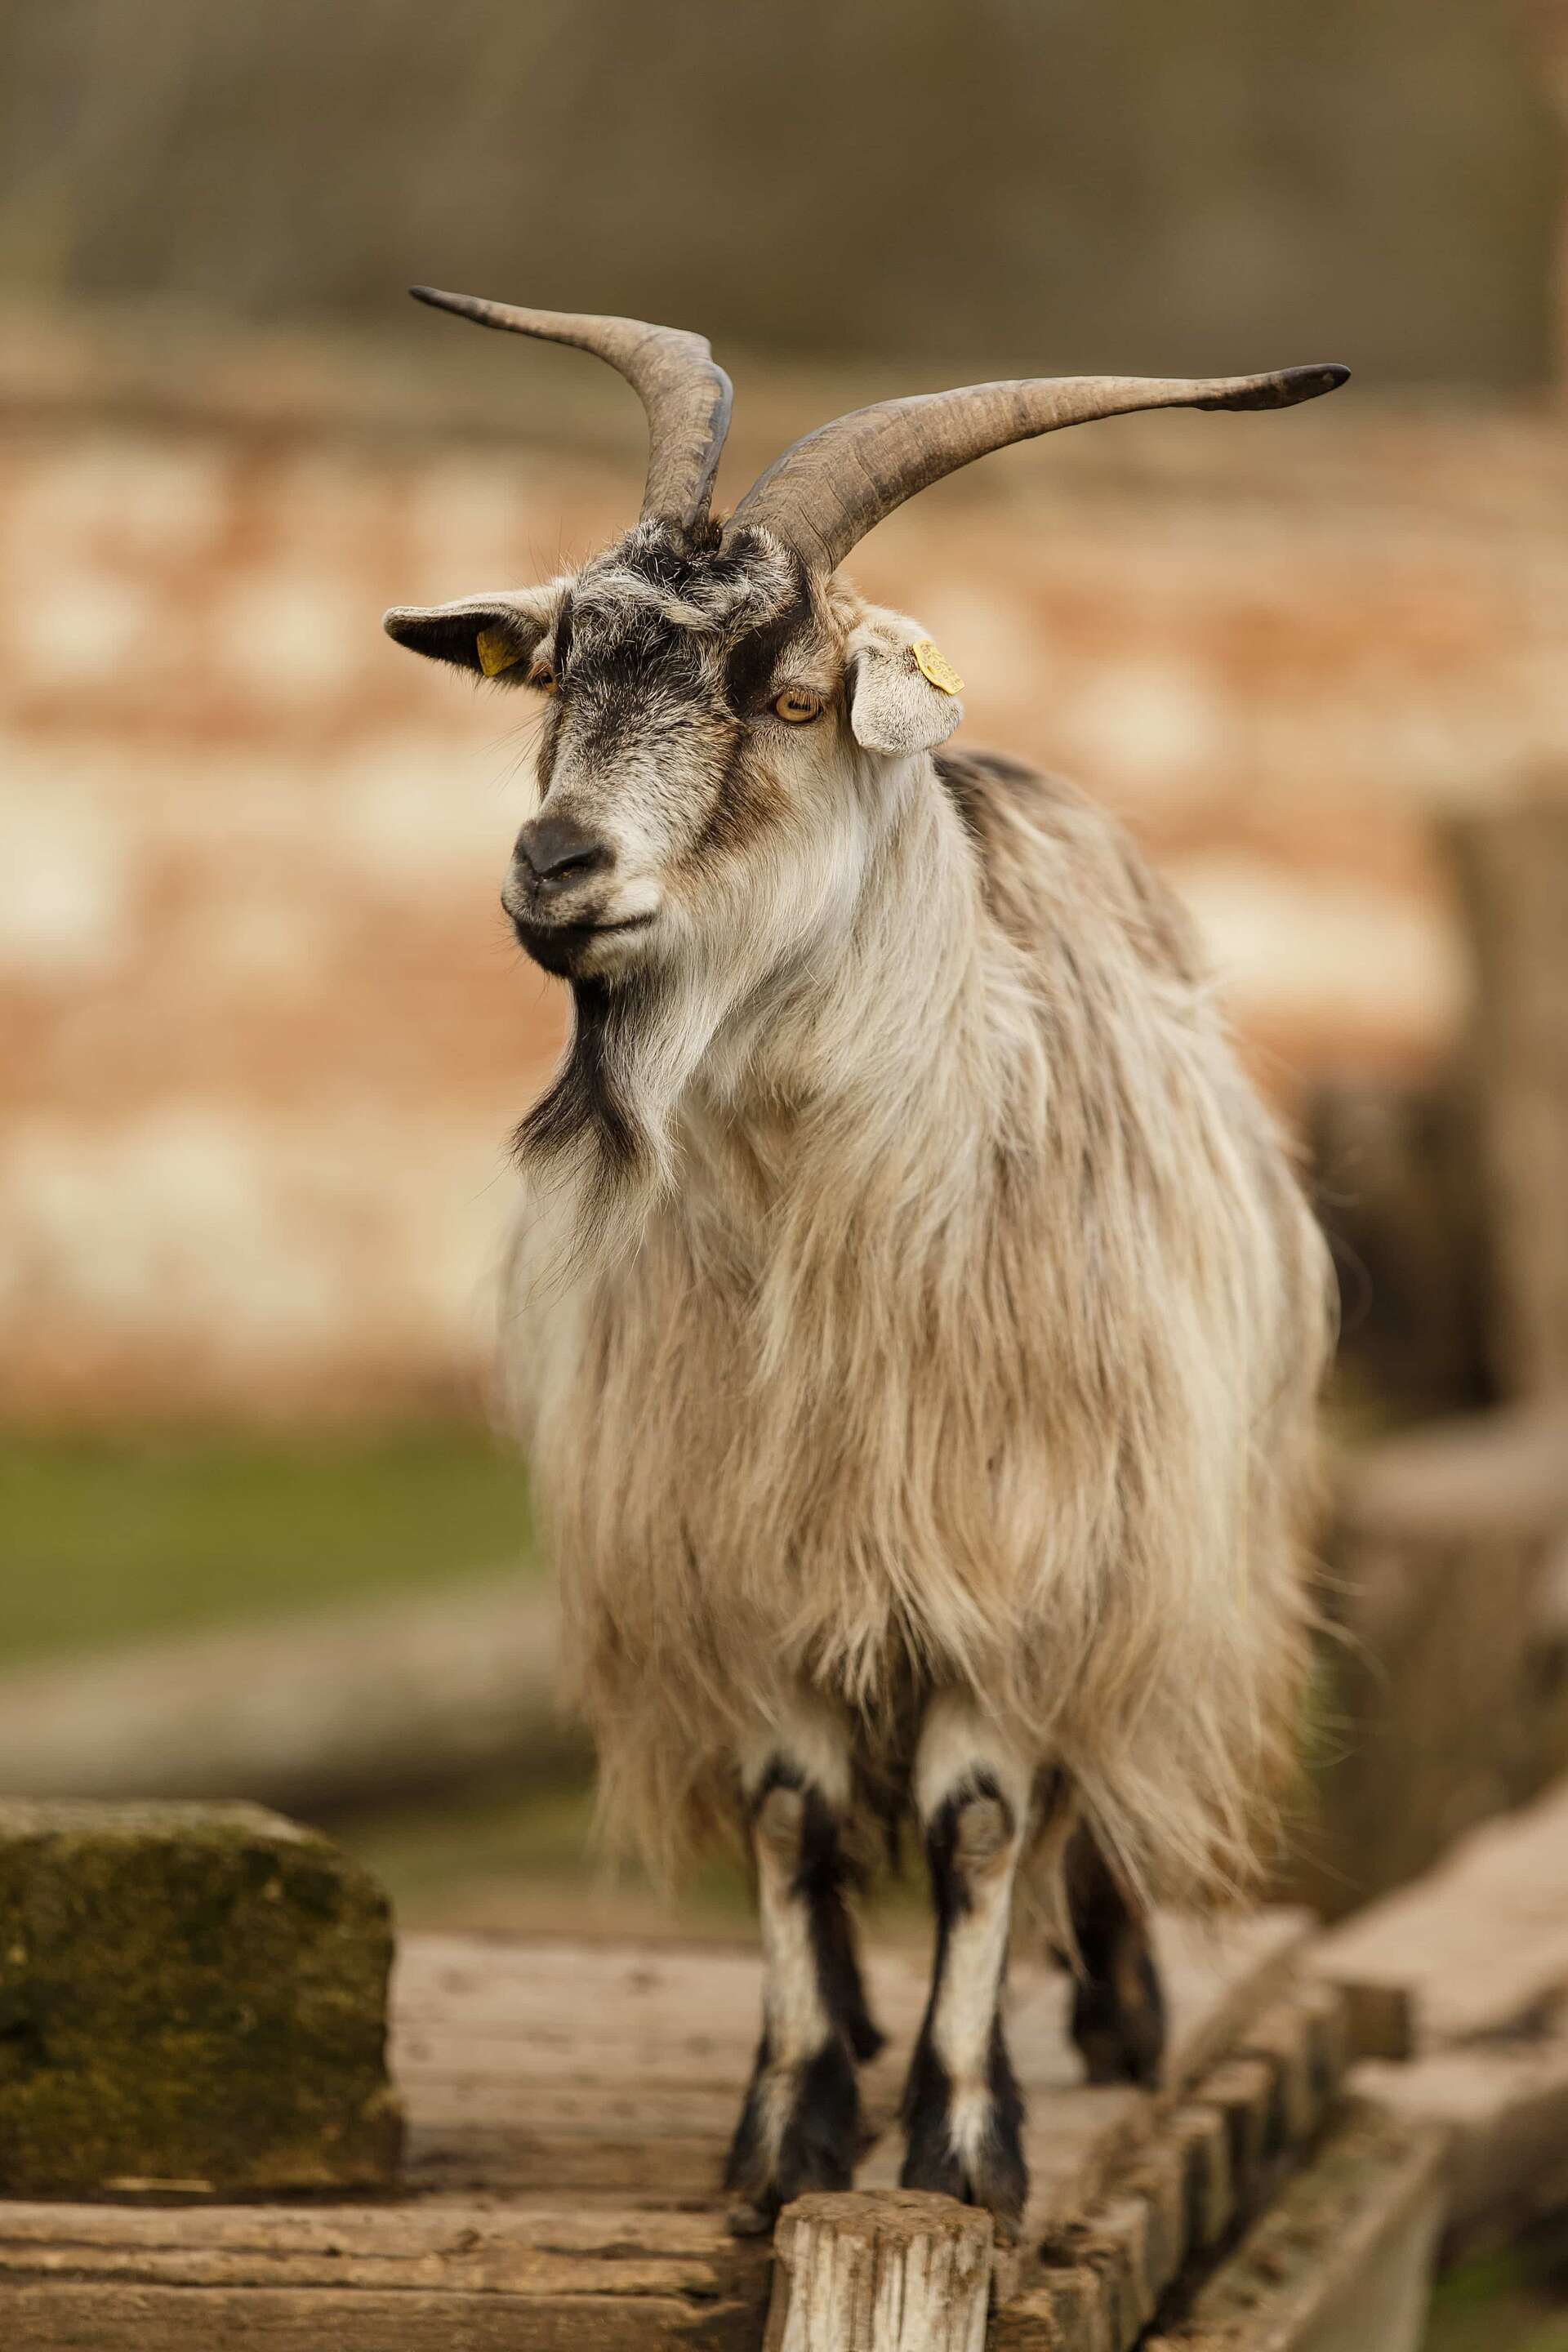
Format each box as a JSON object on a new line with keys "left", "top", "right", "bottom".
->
{"left": 382, "top": 586, "right": 558, "bottom": 680}
{"left": 844, "top": 612, "right": 964, "bottom": 756}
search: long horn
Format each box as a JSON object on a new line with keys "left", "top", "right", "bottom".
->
{"left": 410, "top": 286, "right": 733, "bottom": 534}
{"left": 729, "top": 363, "right": 1349, "bottom": 573}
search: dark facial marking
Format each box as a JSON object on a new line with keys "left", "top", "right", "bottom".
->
{"left": 551, "top": 592, "right": 575, "bottom": 683}
{"left": 724, "top": 568, "right": 814, "bottom": 716}
{"left": 533, "top": 691, "right": 567, "bottom": 794}
{"left": 689, "top": 721, "right": 764, "bottom": 862}
{"left": 511, "top": 527, "right": 816, "bottom": 1200}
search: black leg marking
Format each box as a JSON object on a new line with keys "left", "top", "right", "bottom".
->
{"left": 725, "top": 2029, "right": 861, "bottom": 2224}
{"left": 795, "top": 1781, "right": 884, "bottom": 2065}
{"left": 898, "top": 1776, "right": 1029, "bottom": 2235}
{"left": 902, "top": 2010, "right": 1027, "bottom": 2226}
{"left": 1065, "top": 1822, "right": 1166, "bottom": 2089}
{"left": 724, "top": 1758, "right": 883, "bottom": 2230}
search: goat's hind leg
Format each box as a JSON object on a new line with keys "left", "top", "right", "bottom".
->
{"left": 900, "top": 1694, "right": 1031, "bottom": 2236}
{"left": 1064, "top": 1820, "right": 1165, "bottom": 2088}
{"left": 724, "top": 1708, "right": 882, "bottom": 2233}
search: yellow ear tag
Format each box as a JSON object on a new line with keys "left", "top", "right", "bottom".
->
{"left": 476, "top": 628, "right": 526, "bottom": 678}
{"left": 912, "top": 639, "right": 964, "bottom": 695}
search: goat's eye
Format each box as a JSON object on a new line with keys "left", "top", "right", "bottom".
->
{"left": 773, "top": 685, "right": 822, "bottom": 724}
{"left": 527, "top": 666, "right": 558, "bottom": 695}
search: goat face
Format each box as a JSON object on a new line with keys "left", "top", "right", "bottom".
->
{"left": 386, "top": 519, "right": 965, "bottom": 992}
{"left": 386, "top": 290, "right": 1343, "bottom": 1007}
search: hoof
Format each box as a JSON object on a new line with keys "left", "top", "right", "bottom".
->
{"left": 899, "top": 2036, "right": 1027, "bottom": 2237}
{"left": 724, "top": 2034, "right": 862, "bottom": 2216}
{"left": 1071, "top": 1938, "right": 1166, "bottom": 2088}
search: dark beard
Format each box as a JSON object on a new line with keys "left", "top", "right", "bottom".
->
{"left": 513, "top": 973, "right": 658, "bottom": 1221}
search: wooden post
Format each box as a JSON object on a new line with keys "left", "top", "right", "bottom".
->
{"left": 1298, "top": 1402, "right": 1568, "bottom": 1918}
{"left": 1304, "top": 1068, "right": 1486, "bottom": 1421}
{"left": 1446, "top": 800, "right": 1568, "bottom": 1400}
{"left": 765, "top": 2192, "right": 995, "bottom": 2352}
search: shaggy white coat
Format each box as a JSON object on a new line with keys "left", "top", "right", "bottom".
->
{"left": 501, "top": 621, "right": 1331, "bottom": 1918}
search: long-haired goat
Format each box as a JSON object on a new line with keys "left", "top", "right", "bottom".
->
{"left": 386, "top": 290, "right": 1344, "bottom": 2235}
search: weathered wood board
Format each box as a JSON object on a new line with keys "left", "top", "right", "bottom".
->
{"left": 1318, "top": 1770, "right": 1568, "bottom": 2256}
{"left": 0, "top": 1911, "right": 1308, "bottom": 2349}
{"left": 1447, "top": 800, "right": 1568, "bottom": 1401}
{"left": 1139, "top": 2103, "right": 1446, "bottom": 2352}
{"left": 1304, "top": 1401, "right": 1568, "bottom": 1917}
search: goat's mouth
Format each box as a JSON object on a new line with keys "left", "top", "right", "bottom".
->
{"left": 511, "top": 910, "right": 656, "bottom": 978}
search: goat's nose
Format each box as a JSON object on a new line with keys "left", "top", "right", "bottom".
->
{"left": 514, "top": 814, "right": 614, "bottom": 885}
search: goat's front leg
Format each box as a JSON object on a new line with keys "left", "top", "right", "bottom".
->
{"left": 900, "top": 1693, "right": 1031, "bottom": 2236}
{"left": 724, "top": 1708, "right": 883, "bottom": 2233}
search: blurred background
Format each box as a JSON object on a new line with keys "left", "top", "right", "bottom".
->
{"left": 5, "top": 7, "right": 1568, "bottom": 2331}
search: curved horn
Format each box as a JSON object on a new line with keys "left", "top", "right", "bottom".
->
{"left": 410, "top": 286, "right": 733, "bottom": 534}
{"left": 730, "top": 363, "right": 1350, "bottom": 574}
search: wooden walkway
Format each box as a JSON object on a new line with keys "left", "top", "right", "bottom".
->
{"left": 0, "top": 1909, "right": 1403, "bottom": 2350}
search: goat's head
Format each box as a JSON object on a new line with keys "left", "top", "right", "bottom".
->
{"left": 386, "top": 288, "right": 1348, "bottom": 1004}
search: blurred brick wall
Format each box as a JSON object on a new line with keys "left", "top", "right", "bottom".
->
{"left": 5, "top": 310, "right": 1566, "bottom": 1419}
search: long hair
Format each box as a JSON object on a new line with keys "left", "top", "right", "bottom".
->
{"left": 501, "top": 744, "right": 1332, "bottom": 1918}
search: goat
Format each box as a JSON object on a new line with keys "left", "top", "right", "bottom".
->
{"left": 385, "top": 289, "right": 1344, "bottom": 2237}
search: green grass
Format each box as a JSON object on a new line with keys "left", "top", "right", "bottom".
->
{"left": 335, "top": 1772, "right": 936, "bottom": 1944}
{"left": 1426, "top": 2227, "right": 1568, "bottom": 2352}
{"left": 340, "top": 1775, "right": 754, "bottom": 1939}
{"left": 0, "top": 1424, "right": 533, "bottom": 1665}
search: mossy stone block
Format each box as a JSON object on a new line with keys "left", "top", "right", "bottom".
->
{"left": 0, "top": 1800, "right": 401, "bottom": 2195}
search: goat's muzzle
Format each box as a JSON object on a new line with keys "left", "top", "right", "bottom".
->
{"left": 515, "top": 814, "right": 614, "bottom": 888}
{"left": 509, "top": 909, "right": 655, "bottom": 978}
{"left": 502, "top": 831, "right": 655, "bottom": 978}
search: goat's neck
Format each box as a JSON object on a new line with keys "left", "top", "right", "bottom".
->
{"left": 688, "top": 763, "right": 996, "bottom": 1212}
{"left": 530, "top": 763, "right": 996, "bottom": 1277}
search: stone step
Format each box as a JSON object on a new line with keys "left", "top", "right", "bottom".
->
{"left": 0, "top": 1800, "right": 399, "bottom": 2199}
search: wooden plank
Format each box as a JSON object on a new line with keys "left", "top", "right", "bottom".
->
{"left": 394, "top": 1912, "right": 1307, "bottom": 2222}
{"left": 1140, "top": 2103, "right": 1446, "bottom": 2352}
{"left": 1316, "top": 1772, "right": 1568, "bottom": 2047}
{"left": 398, "top": 2081, "right": 750, "bottom": 2132}
{"left": 1315, "top": 1773, "right": 1568, "bottom": 2252}
{"left": 1334, "top": 1401, "right": 1568, "bottom": 1545}
{"left": 0, "top": 2238, "right": 750, "bottom": 2301}
{"left": 0, "top": 2195, "right": 751, "bottom": 2262}
{"left": 401, "top": 2127, "right": 733, "bottom": 2200}
{"left": 996, "top": 2100, "right": 1440, "bottom": 2352}
{"left": 0, "top": 2198, "right": 766, "bottom": 2301}
{"left": 1360, "top": 2039, "right": 1568, "bottom": 2255}
{"left": 0, "top": 1913, "right": 1313, "bottom": 2350}
{"left": 1000, "top": 1985, "right": 1355, "bottom": 2345}
{"left": 393, "top": 1912, "right": 1308, "bottom": 2083}
{"left": 1147, "top": 1913, "right": 1314, "bottom": 2097}
{"left": 0, "top": 1579, "right": 575, "bottom": 1817}
{"left": 0, "top": 2282, "right": 762, "bottom": 2351}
